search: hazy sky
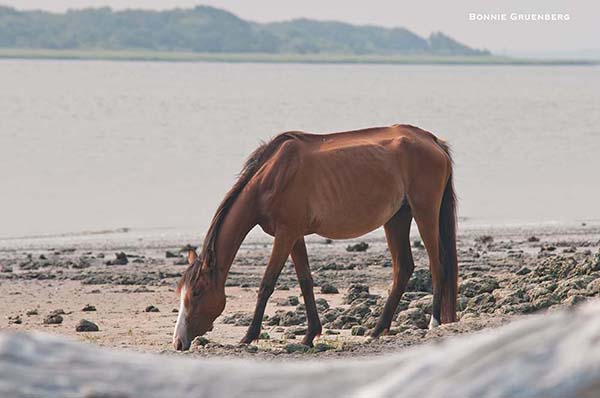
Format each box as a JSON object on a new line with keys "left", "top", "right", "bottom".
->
{"left": 3, "top": 1, "right": 599, "bottom": 55}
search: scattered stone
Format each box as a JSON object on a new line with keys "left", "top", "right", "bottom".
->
{"left": 320, "top": 283, "right": 339, "bottom": 294}
{"left": 76, "top": 319, "right": 99, "bottom": 332}
{"left": 165, "top": 251, "right": 179, "bottom": 258}
{"left": 106, "top": 252, "right": 128, "bottom": 265}
{"left": 44, "top": 314, "right": 63, "bottom": 325}
{"left": 191, "top": 336, "right": 210, "bottom": 347}
{"left": 276, "top": 296, "right": 299, "bottom": 306}
{"left": 413, "top": 240, "right": 424, "bottom": 249}
{"left": 26, "top": 309, "right": 38, "bottom": 316}
{"left": 476, "top": 235, "right": 494, "bottom": 244}
{"left": 82, "top": 304, "right": 96, "bottom": 312}
{"left": 222, "top": 312, "right": 253, "bottom": 326}
{"left": 325, "top": 330, "right": 340, "bottom": 335}
{"left": 396, "top": 308, "right": 428, "bottom": 329}
{"left": 284, "top": 343, "right": 310, "bottom": 354}
{"left": 527, "top": 236, "right": 540, "bottom": 242}
{"left": 459, "top": 276, "right": 499, "bottom": 298}
{"left": 315, "top": 298, "right": 330, "bottom": 312}
{"left": 407, "top": 269, "right": 432, "bottom": 293}
{"left": 8, "top": 315, "right": 22, "bottom": 324}
{"left": 515, "top": 267, "right": 531, "bottom": 275}
{"left": 324, "top": 239, "right": 333, "bottom": 244}
{"left": 259, "top": 332, "right": 270, "bottom": 340}
{"left": 246, "top": 345, "right": 259, "bottom": 353}
{"left": 346, "top": 242, "right": 369, "bottom": 252}
{"left": 351, "top": 325, "right": 368, "bottom": 336}
{"left": 344, "top": 284, "right": 370, "bottom": 304}
{"left": 1, "top": 265, "right": 12, "bottom": 273}
{"left": 145, "top": 305, "right": 159, "bottom": 313}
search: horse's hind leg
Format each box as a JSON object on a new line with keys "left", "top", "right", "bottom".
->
{"left": 241, "top": 232, "right": 297, "bottom": 344}
{"left": 411, "top": 196, "right": 444, "bottom": 329}
{"left": 371, "top": 205, "right": 414, "bottom": 338}
{"left": 290, "top": 237, "right": 322, "bottom": 347}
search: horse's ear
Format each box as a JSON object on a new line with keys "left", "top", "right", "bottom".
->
{"left": 187, "top": 249, "right": 197, "bottom": 265}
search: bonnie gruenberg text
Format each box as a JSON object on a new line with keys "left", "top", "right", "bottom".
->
{"left": 469, "top": 13, "right": 570, "bottom": 22}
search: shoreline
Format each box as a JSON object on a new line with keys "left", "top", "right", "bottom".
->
{"left": 0, "top": 49, "right": 598, "bottom": 66}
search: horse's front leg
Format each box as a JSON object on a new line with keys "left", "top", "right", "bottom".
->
{"left": 240, "top": 232, "right": 297, "bottom": 344}
{"left": 290, "top": 237, "right": 321, "bottom": 347}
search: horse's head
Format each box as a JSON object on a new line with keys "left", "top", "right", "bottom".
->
{"left": 173, "top": 250, "right": 226, "bottom": 351}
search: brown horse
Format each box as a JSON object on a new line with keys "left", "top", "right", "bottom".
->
{"left": 173, "top": 124, "right": 458, "bottom": 351}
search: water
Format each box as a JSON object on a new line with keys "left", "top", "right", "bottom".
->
{"left": 1, "top": 60, "right": 599, "bottom": 240}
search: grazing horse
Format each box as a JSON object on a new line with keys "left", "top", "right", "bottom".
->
{"left": 173, "top": 124, "right": 458, "bottom": 351}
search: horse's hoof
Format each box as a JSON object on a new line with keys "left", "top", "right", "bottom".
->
{"left": 428, "top": 317, "right": 440, "bottom": 330}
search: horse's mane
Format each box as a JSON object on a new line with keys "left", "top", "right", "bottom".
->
{"left": 177, "top": 132, "right": 301, "bottom": 293}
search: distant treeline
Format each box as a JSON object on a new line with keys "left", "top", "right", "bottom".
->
{"left": 0, "top": 6, "right": 490, "bottom": 56}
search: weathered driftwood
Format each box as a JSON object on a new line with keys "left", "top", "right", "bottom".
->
{"left": 2, "top": 302, "right": 600, "bottom": 398}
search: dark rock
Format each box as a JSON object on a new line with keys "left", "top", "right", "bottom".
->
{"left": 320, "top": 283, "right": 339, "bottom": 294}
{"left": 26, "top": 309, "right": 38, "bottom": 316}
{"left": 82, "top": 304, "right": 96, "bottom": 312}
{"left": 145, "top": 305, "right": 159, "bottom": 313}
{"left": 344, "top": 284, "right": 370, "bottom": 304}
{"left": 259, "top": 332, "right": 270, "bottom": 340}
{"left": 191, "top": 336, "right": 210, "bottom": 347}
{"left": 284, "top": 343, "right": 310, "bottom": 354}
{"left": 106, "top": 252, "right": 128, "bottom": 265}
{"left": 222, "top": 312, "right": 253, "bottom": 326}
{"left": 165, "top": 251, "right": 179, "bottom": 258}
{"left": 351, "top": 325, "right": 368, "bottom": 336}
{"left": 315, "top": 298, "right": 329, "bottom": 312}
{"left": 76, "top": 319, "right": 99, "bottom": 332}
{"left": 476, "top": 235, "right": 494, "bottom": 244}
{"left": 413, "top": 240, "right": 424, "bottom": 249}
{"left": 527, "top": 236, "right": 540, "bottom": 242}
{"left": 407, "top": 269, "right": 432, "bottom": 293}
{"left": 324, "top": 239, "right": 333, "bottom": 244}
{"left": 459, "top": 276, "right": 499, "bottom": 298}
{"left": 8, "top": 315, "right": 22, "bottom": 324}
{"left": 515, "top": 267, "right": 531, "bottom": 275}
{"left": 44, "top": 314, "right": 63, "bottom": 324}
{"left": 313, "top": 342, "right": 333, "bottom": 352}
{"left": 346, "top": 242, "right": 369, "bottom": 252}
{"left": 396, "top": 308, "right": 428, "bottom": 329}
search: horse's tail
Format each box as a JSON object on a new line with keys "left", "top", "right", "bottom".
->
{"left": 437, "top": 141, "right": 458, "bottom": 323}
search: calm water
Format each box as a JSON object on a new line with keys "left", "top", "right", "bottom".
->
{"left": 1, "top": 60, "right": 599, "bottom": 239}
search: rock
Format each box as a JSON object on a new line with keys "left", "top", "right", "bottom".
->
{"left": 245, "top": 345, "right": 259, "bottom": 353}
{"left": 315, "top": 298, "right": 329, "bottom": 312}
{"left": 284, "top": 343, "right": 310, "bottom": 354}
{"left": 259, "top": 332, "right": 270, "bottom": 340}
{"left": 413, "top": 240, "right": 424, "bottom": 249}
{"left": 8, "top": 315, "right": 22, "bottom": 325}
{"left": 191, "top": 336, "right": 210, "bottom": 347}
{"left": 346, "top": 242, "right": 369, "bottom": 252}
{"left": 320, "top": 283, "right": 339, "bottom": 294}
{"left": 563, "top": 295, "right": 586, "bottom": 307}
{"left": 76, "top": 319, "right": 99, "bottom": 332}
{"left": 409, "top": 295, "right": 433, "bottom": 314}
{"left": 527, "top": 236, "right": 540, "bottom": 242}
{"left": 459, "top": 276, "right": 499, "bottom": 298}
{"left": 515, "top": 267, "right": 531, "bottom": 275}
{"left": 106, "top": 252, "right": 128, "bottom": 265}
{"left": 324, "top": 239, "right": 333, "bottom": 244}
{"left": 466, "top": 293, "right": 496, "bottom": 313}
{"left": 289, "top": 326, "right": 308, "bottom": 336}
{"left": 279, "top": 311, "right": 306, "bottom": 326}
{"left": 44, "top": 314, "right": 63, "bottom": 325}
{"left": 25, "top": 309, "right": 38, "bottom": 316}
{"left": 351, "top": 325, "right": 368, "bottom": 336}
{"left": 407, "top": 269, "right": 432, "bottom": 293}
{"left": 312, "top": 342, "right": 333, "bottom": 352}
{"left": 1, "top": 265, "right": 12, "bottom": 273}
{"left": 344, "top": 284, "right": 370, "bottom": 304}
{"left": 145, "top": 305, "right": 159, "bottom": 313}
{"left": 476, "top": 235, "right": 493, "bottom": 244}
{"left": 275, "top": 296, "right": 299, "bottom": 306}
{"left": 396, "top": 308, "right": 428, "bottom": 329}
{"left": 325, "top": 329, "right": 340, "bottom": 335}
{"left": 82, "top": 304, "right": 96, "bottom": 312}
{"left": 222, "top": 312, "right": 253, "bottom": 326}
{"left": 165, "top": 251, "right": 179, "bottom": 258}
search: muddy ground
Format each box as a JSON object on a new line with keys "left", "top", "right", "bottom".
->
{"left": 1, "top": 223, "right": 599, "bottom": 359}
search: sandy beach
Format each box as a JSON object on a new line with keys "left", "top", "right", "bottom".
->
{"left": 1, "top": 222, "right": 599, "bottom": 358}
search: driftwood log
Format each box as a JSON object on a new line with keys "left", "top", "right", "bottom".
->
{"left": 2, "top": 302, "right": 600, "bottom": 398}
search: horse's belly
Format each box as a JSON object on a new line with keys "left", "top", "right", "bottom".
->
{"left": 312, "top": 198, "right": 403, "bottom": 240}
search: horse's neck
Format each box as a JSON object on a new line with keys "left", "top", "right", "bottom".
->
{"left": 213, "top": 191, "right": 257, "bottom": 286}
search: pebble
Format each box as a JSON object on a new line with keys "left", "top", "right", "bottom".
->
{"left": 346, "top": 242, "right": 369, "bottom": 252}
{"left": 320, "top": 283, "right": 339, "bottom": 294}
{"left": 76, "top": 319, "right": 99, "bottom": 332}
{"left": 82, "top": 304, "right": 96, "bottom": 312}
{"left": 145, "top": 305, "right": 160, "bottom": 312}
{"left": 44, "top": 314, "right": 63, "bottom": 325}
